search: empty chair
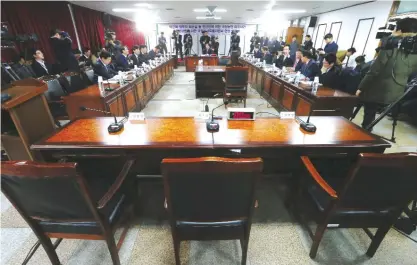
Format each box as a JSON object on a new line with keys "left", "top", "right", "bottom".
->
{"left": 1, "top": 158, "right": 135, "bottom": 265}
{"left": 224, "top": 66, "right": 249, "bottom": 107}
{"left": 293, "top": 152, "right": 417, "bottom": 259}
{"left": 161, "top": 157, "right": 263, "bottom": 265}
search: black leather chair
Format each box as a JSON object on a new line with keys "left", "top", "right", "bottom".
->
{"left": 293, "top": 152, "right": 417, "bottom": 259}
{"left": 161, "top": 157, "right": 263, "bottom": 265}
{"left": 224, "top": 66, "right": 249, "bottom": 107}
{"left": 1, "top": 158, "right": 135, "bottom": 265}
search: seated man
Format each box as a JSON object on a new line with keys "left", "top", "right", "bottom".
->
{"left": 293, "top": 50, "right": 303, "bottom": 72}
{"left": 93, "top": 51, "right": 117, "bottom": 83}
{"left": 138, "top": 45, "right": 149, "bottom": 65}
{"left": 319, "top": 53, "right": 342, "bottom": 89}
{"left": 12, "top": 54, "right": 36, "bottom": 79}
{"left": 253, "top": 45, "right": 262, "bottom": 59}
{"left": 203, "top": 43, "right": 214, "bottom": 55}
{"left": 78, "top": 47, "right": 92, "bottom": 67}
{"left": 115, "top": 46, "right": 131, "bottom": 71}
{"left": 148, "top": 45, "right": 161, "bottom": 60}
{"left": 31, "top": 49, "right": 53, "bottom": 77}
{"left": 274, "top": 45, "right": 293, "bottom": 69}
{"left": 300, "top": 50, "right": 321, "bottom": 81}
{"left": 130, "top": 45, "right": 141, "bottom": 68}
{"left": 261, "top": 47, "right": 273, "bottom": 64}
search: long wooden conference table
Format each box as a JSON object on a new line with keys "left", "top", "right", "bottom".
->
{"left": 32, "top": 116, "right": 390, "bottom": 175}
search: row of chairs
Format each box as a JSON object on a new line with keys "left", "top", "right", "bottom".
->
{"left": 1, "top": 153, "right": 416, "bottom": 265}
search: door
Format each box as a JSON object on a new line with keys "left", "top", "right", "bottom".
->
{"left": 314, "top": 23, "right": 327, "bottom": 49}
{"left": 351, "top": 18, "right": 374, "bottom": 55}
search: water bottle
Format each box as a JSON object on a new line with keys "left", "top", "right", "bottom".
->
{"left": 263, "top": 60, "right": 266, "bottom": 67}
{"left": 98, "top": 76, "right": 103, "bottom": 91}
{"left": 312, "top": 76, "right": 319, "bottom": 94}
{"left": 294, "top": 71, "right": 301, "bottom": 86}
{"left": 118, "top": 71, "right": 124, "bottom": 85}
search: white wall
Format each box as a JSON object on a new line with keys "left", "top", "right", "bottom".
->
{"left": 308, "top": 1, "right": 392, "bottom": 61}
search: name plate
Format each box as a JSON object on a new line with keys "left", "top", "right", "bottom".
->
{"left": 129, "top": 112, "right": 145, "bottom": 121}
{"left": 194, "top": 112, "right": 210, "bottom": 120}
{"left": 280, "top": 111, "right": 295, "bottom": 120}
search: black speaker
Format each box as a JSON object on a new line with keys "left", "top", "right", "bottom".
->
{"left": 309, "top": 16, "right": 317, "bottom": 27}
{"left": 103, "top": 13, "right": 112, "bottom": 28}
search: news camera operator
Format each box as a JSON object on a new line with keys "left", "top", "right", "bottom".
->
{"left": 356, "top": 17, "right": 417, "bottom": 129}
{"left": 171, "top": 30, "right": 183, "bottom": 59}
{"left": 105, "top": 31, "right": 122, "bottom": 57}
{"left": 184, "top": 30, "right": 193, "bottom": 56}
{"left": 50, "top": 28, "right": 79, "bottom": 72}
{"left": 229, "top": 30, "right": 240, "bottom": 55}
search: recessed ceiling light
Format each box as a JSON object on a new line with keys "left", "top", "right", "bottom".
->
{"left": 196, "top": 16, "right": 222, "bottom": 20}
{"left": 277, "top": 9, "right": 306, "bottom": 14}
{"left": 165, "top": 8, "right": 174, "bottom": 11}
{"left": 193, "top": 8, "right": 227, "bottom": 13}
{"left": 246, "top": 9, "right": 254, "bottom": 12}
{"left": 134, "top": 3, "right": 151, "bottom": 8}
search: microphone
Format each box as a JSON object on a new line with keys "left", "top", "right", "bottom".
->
{"left": 80, "top": 106, "right": 124, "bottom": 133}
{"left": 204, "top": 93, "right": 221, "bottom": 112}
{"left": 299, "top": 107, "right": 317, "bottom": 133}
{"left": 206, "top": 99, "right": 229, "bottom": 132}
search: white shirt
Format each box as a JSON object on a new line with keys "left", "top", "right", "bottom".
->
{"left": 342, "top": 54, "right": 357, "bottom": 68}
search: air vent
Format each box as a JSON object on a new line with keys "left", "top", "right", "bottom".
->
{"left": 174, "top": 16, "right": 181, "bottom": 18}
{"left": 166, "top": 8, "right": 174, "bottom": 11}
{"left": 246, "top": 8, "right": 254, "bottom": 11}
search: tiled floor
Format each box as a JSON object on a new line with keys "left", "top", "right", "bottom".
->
{"left": 1, "top": 67, "right": 416, "bottom": 265}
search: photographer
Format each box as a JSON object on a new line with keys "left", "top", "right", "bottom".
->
{"left": 184, "top": 30, "right": 193, "bottom": 56}
{"left": 229, "top": 30, "right": 240, "bottom": 55}
{"left": 171, "top": 30, "right": 183, "bottom": 59}
{"left": 250, "top": 32, "right": 261, "bottom": 53}
{"left": 211, "top": 35, "right": 219, "bottom": 56}
{"left": 50, "top": 28, "right": 79, "bottom": 72}
{"left": 356, "top": 17, "right": 417, "bottom": 129}
{"left": 200, "top": 31, "right": 210, "bottom": 53}
{"left": 158, "top": 32, "right": 168, "bottom": 55}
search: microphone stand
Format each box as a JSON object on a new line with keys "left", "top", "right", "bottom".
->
{"left": 80, "top": 106, "right": 125, "bottom": 133}
{"left": 206, "top": 100, "right": 229, "bottom": 132}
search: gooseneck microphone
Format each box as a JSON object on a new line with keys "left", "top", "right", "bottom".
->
{"left": 299, "top": 107, "right": 317, "bottom": 133}
{"left": 204, "top": 93, "right": 221, "bottom": 112}
{"left": 80, "top": 106, "right": 124, "bottom": 133}
{"left": 206, "top": 99, "right": 229, "bottom": 132}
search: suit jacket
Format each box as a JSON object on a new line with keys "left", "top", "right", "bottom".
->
{"left": 173, "top": 35, "right": 182, "bottom": 46}
{"left": 260, "top": 37, "right": 269, "bottom": 47}
{"left": 300, "top": 59, "right": 321, "bottom": 81}
{"left": 78, "top": 55, "right": 92, "bottom": 67}
{"left": 275, "top": 55, "right": 293, "bottom": 69}
{"left": 130, "top": 53, "right": 141, "bottom": 67}
{"left": 93, "top": 60, "right": 117, "bottom": 83}
{"left": 294, "top": 59, "right": 303, "bottom": 72}
{"left": 250, "top": 36, "right": 261, "bottom": 46}
{"left": 320, "top": 65, "right": 342, "bottom": 89}
{"left": 262, "top": 53, "right": 273, "bottom": 64}
{"left": 183, "top": 34, "right": 193, "bottom": 47}
{"left": 200, "top": 36, "right": 210, "bottom": 47}
{"left": 12, "top": 63, "right": 36, "bottom": 79}
{"left": 289, "top": 41, "right": 299, "bottom": 57}
{"left": 115, "top": 53, "right": 130, "bottom": 71}
{"left": 254, "top": 50, "right": 263, "bottom": 59}
{"left": 324, "top": 41, "right": 339, "bottom": 54}
{"left": 148, "top": 50, "right": 158, "bottom": 60}
{"left": 303, "top": 40, "right": 313, "bottom": 51}
{"left": 31, "top": 60, "right": 53, "bottom": 77}
{"left": 50, "top": 37, "right": 79, "bottom": 72}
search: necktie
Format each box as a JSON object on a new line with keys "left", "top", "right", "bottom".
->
{"left": 39, "top": 61, "right": 48, "bottom": 74}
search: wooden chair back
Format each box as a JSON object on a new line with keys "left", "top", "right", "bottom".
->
{"left": 337, "top": 153, "right": 417, "bottom": 211}
{"left": 161, "top": 157, "right": 262, "bottom": 222}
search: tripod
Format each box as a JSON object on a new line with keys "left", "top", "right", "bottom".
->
{"left": 364, "top": 84, "right": 416, "bottom": 143}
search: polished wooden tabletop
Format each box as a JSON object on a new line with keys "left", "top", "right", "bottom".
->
{"left": 32, "top": 117, "right": 389, "bottom": 150}
{"left": 195, "top": 66, "right": 226, "bottom": 73}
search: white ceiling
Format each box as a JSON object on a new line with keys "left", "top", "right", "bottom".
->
{"left": 71, "top": 1, "right": 370, "bottom": 24}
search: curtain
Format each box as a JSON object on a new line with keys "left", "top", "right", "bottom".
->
{"left": 72, "top": 5, "right": 105, "bottom": 52}
{"left": 110, "top": 16, "right": 146, "bottom": 49}
{"left": 1, "top": 1, "right": 76, "bottom": 63}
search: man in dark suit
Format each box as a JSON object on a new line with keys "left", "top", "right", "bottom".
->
{"left": 260, "top": 35, "right": 269, "bottom": 47}
{"left": 31, "top": 49, "right": 53, "bottom": 77}
{"left": 293, "top": 50, "right": 303, "bottom": 72}
{"left": 130, "top": 45, "right": 141, "bottom": 67}
{"left": 279, "top": 37, "right": 285, "bottom": 47}
{"left": 199, "top": 31, "right": 210, "bottom": 53}
{"left": 289, "top": 35, "right": 299, "bottom": 60}
{"left": 319, "top": 53, "right": 342, "bottom": 89}
{"left": 229, "top": 30, "right": 241, "bottom": 55}
{"left": 78, "top": 47, "right": 92, "bottom": 67}
{"left": 250, "top": 32, "right": 261, "bottom": 53}
{"left": 172, "top": 30, "right": 183, "bottom": 59}
{"left": 138, "top": 45, "right": 149, "bottom": 65}
{"left": 253, "top": 45, "right": 263, "bottom": 59}
{"left": 322, "top": 33, "right": 339, "bottom": 55}
{"left": 203, "top": 43, "right": 214, "bottom": 55}
{"left": 158, "top": 32, "right": 168, "bottom": 55}
{"left": 115, "top": 46, "right": 131, "bottom": 71}
{"left": 183, "top": 30, "right": 193, "bottom": 56}
{"left": 93, "top": 51, "right": 117, "bottom": 83}
{"left": 148, "top": 45, "right": 161, "bottom": 60}
{"left": 300, "top": 50, "right": 321, "bottom": 81}
{"left": 303, "top": 35, "right": 313, "bottom": 51}
{"left": 50, "top": 29, "right": 79, "bottom": 72}
{"left": 274, "top": 46, "right": 293, "bottom": 69}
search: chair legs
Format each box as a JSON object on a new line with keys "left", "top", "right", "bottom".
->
{"left": 173, "top": 237, "right": 181, "bottom": 265}
{"left": 366, "top": 225, "right": 391, "bottom": 257}
{"left": 309, "top": 223, "right": 327, "bottom": 259}
{"left": 39, "top": 237, "right": 61, "bottom": 265}
{"left": 106, "top": 235, "right": 121, "bottom": 265}
{"left": 240, "top": 238, "right": 249, "bottom": 265}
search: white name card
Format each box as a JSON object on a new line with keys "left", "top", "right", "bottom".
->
{"left": 129, "top": 112, "right": 145, "bottom": 121}
{"left": 194, "top": 112, "right": 210, "bottom": 120}
{"left": 280, "top": 111, "right": 295, "bottom": 120}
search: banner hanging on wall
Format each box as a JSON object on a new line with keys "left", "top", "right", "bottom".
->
{"left": 168, "top": 24, "right": 246, "bottom": 35}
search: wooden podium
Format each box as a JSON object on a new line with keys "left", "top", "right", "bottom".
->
{"left": 185, "top": 56, "right": 219, "bottom": 72}
{"left": 1, "top": 78, "right": 55, "bottom": 160}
